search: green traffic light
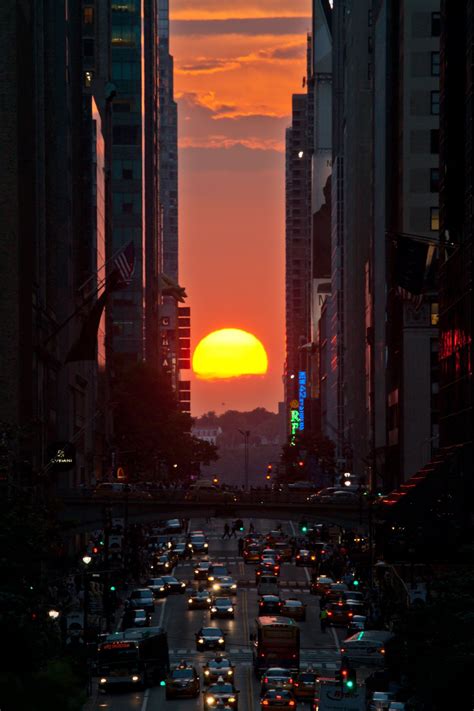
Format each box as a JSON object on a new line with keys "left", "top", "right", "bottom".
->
{"left": 109, "top": 585, "right": 116, "bottom": 592}
{"left": 353, "top": 579, "right": 359, "bottom": 586}
{"left": 345, "top": 680, "right": 354, "bottom": 689}
{"left": 302, "top": 526, "right": 308, "bottom": 533}
{"left": 160, "top": 680, "right": 166, "bottom": 687}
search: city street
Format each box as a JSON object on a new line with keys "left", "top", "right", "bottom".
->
{"left": 89, "top": 518, "right": 344, "bottom": 710}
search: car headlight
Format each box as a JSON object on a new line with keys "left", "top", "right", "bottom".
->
{"left": 218, "top": 638, "right": 224, "bottom": 644}
{"left": 160, "top": 586, "right": 165, "bottom": 591}
{"left": 227, "top": 607, "right": 233, "bottom": 612}
{"left": 180, "top": 582, "right": 185, "bottom": 587}
{"left": 211, "top": 607, "right": 217, "bottom": 612}
{"left": 198, "top": 639, "right": 204, "bottom": 644}
{"left": 228, "top": 697, "right": 236, "bottom": 703}
{"left": 231, "top": 584, "right": 237, "bottom": 589}
{"left": 99, "top": 678, "right": 107, "bottom": 684}
{"left": 188, "top": 543, "right": 193, "bottom": 548}
{"left": 132, "top": 675, "right": 140, "bottom": 682}
{"left": 165, "top": 562, "right": 169, "bottom": 568}
{"left": 188, "top": 598, "right": 194, "bottom": 604}
{"left": 227, "top": 669, "right": 233, "bottom": 675}
{"left": 194, "top": 570, "right": 199, "bottom": 575}
{"left": 213, "top": 584, "right": 220, "bottom": 590}
{"left": 208, "top": 576, "right": 215, "bottom": 581}
{"left": 206, "top": 696, "right": 216, "bottom": 705}
{"left": 204, "top": 670, "right": 210, "bottom": 676}
{"left": 204, "top": 543, "right": 209, "bottom": 548}
{"left": 207, "top": 598, "right": 211, "bottom": 603}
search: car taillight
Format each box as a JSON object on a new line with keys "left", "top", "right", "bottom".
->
{"left": 340, "top": 648, "right": 345, "bottom": 653}
{"left": 289, "top": 678, "right": 293, "bottom": 683}
{"left": 264, "top": 677, "right": 268, "bottom": 683}
{"left": 380, "top": 648, "right": 385, "bottom": 654}
{"left": 262, "top": 701, "right": 269, "bottom": 706}
{"left": 294, "top": 682, "right": 299, "bottom": 687}
{"left": 289, "top": 702, "right": 295, "bottom": 707}
{"left": 328, "top": 611, "right": 332, "bottom": 616}
{"left": 348, "top": 612, "right": 353, "bottom": 617}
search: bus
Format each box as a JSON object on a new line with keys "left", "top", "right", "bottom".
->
{"left": 97, "top": 627, "right": 169, "bottom": 690}
{"left": 251, "top": 616, "right": 300, "bottom": 674}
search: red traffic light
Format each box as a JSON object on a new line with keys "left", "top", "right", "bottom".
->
{"left": 298, "top": 460, "right": 304, "bottom": 467}
{"left": 92, "top": 546, "right": 99, "bottom": 554}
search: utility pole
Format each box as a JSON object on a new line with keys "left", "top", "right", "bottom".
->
{"left": 238, "top": 430, "right": 250, "bottom": 491}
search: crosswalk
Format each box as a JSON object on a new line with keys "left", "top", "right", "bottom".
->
{"left": 170, "top": 647, "right": 340, "bottom": 668}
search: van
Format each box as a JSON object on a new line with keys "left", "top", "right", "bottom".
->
{"left": 257, "top": 575, "right": 279, "bottom": 596}
{"left": 340, "top": 630, "right": 396, "bottom": 666}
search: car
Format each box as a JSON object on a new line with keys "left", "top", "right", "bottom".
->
{"left": 261, "top": 548, "right": 281, "bottom": 563}
{"left": 347, "top": 614, "right": 367, "bottom": 635}
{"left": 151, "top": 553, "right": 173, "bottom": 574}
{"left": 172, "top": 542, "right": 189, "bottom": 559}
{"left": 310, "top": 575, "right": 335, "bottom": 596}
{"left": 145, "top": 577, "right": 168, "bottom": 598}
{"left": 307, "top": 487, "right": 346, "bottom": 502}
{"left": 122, "top": 608, "right": 151, "bottom": 629}
{"left": 189, "top": 534, "right": 209, "bottom": 553}
{"left": 207, "top": 564, "right": 230, "bottom": 584}
{"left": 293, "top": 669, "right": 317, "bottom": 701}
{"left": 326, "top": 601, "right": 356, "bottom": 626}
{"left": 195, "top": 561, "right": 213, "bottom": 580}
{"left": 259, "top": 688, "right": 297, "bottom": 709}
{"left": 161, "top": 576, "right": 187, "bottom": 594}
{"left": 265, "top": 530, "right": 287, "bottom": 544}
{"left": 243, "top": 545, "right": 262, "bottom": 563}
{"left": 257, "top": 574, "right": 279, "bottom": 596}
{"left": 319, "top": 490, "right": 359, "bottom": 504}
{"left": 260, "top": 667, "right": 295, "bottom": 694}
{"left": 128, "top": 588, "right": 154, "bottom": 613}
{"left": 164, "top": 518, "right": 183, "bottom": 533}
{"left": 210, "top": 597, "right": 235, "bottom": 619}
{"left": 256, "top": 560, "right": 280, "bottom": 580}
{"left": 258, "top": 595, "right": 283, "bottom": 615}
{"left": 274, "top": 541, "right": 293, "bottom": 562}
{"left": 204, "top": 679, "right": 239, "bottom": 709}
{"left": 196, "top": 627, "right": 226, "bottom": 651}
{"left": 281, "top": 598, "right": 306, "bottom": 621}
{"left": 188, "top": 589, "right": 212, "bottom": 609}
{"left": 211, "top": 576, "right": 237, "bottom": 595}
{"left": 295, "top": 549, "right": 317, "bottom": 566}
{"left": 165, "top": 661, "right": 200, "bottom": 699}
{"left": 203, "top": 656, "right": 235, "bottom": 685}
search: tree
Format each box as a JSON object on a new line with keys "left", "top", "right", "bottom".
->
{"left": 112, "top": 364, "right": 218, "bottom": 478}
{"left": 280, "top": 431, "right": 335, "bottom": 482}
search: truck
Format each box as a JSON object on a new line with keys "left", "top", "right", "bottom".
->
{"left": 313, "top": 679, "right": 366, "bottom": 711}
{"left": 97, "top": 626, "right": 169, "bottom": 690}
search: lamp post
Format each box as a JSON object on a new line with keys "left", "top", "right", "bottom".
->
{"left": 81, "top": 555, "right": 92, "bottom": 641}
{"left": 238, "top": 430, "right": 250, "bottom": 491}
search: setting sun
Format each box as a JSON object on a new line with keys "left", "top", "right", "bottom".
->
{"left": 192, "top": 328, "right": 268, "bottom": 380}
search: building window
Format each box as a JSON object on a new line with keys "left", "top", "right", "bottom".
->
{"left": 431, "top": 302, "right": 439, "bottom": 326}
{"left": 430, "top": 207, "right": 440, "bottom": 231}
{"left": 83, "top": 38, "right": 94, "bottom": 58}
{"left": 430, "top": 168, "right": 439, "bottom": 192}
{"left": 83, "top": 7, "right": 94, "bottom": 24}
{"left": 430, "top": 129, "right": 439, "bottom": 154}
{"left": 431, "top": 52, "right": 440, "bottom": 76}
{"left": 113, "top": 125, "right": 140, "bottom": 145}
{"left": 84, "top": 70, "right": 93, "bottom": 87}
{"left": 431, "top": 91, "right": 440, "bottom": 115}
{"left": 431, "top": 12, "right": 440, "bottom": 37}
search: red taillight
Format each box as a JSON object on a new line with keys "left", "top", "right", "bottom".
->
{"left": 259, "top": 602, "right": 264, "bottom": 606}
{"left": 340, "top": 648, "right": 345, "bottom": 653}
{"left": 260, "top": 652, "right": 266, "bottom": 657}
{"left": 264, "top": 678, "right": 268, "bottom": 683}
{"left": 262, "top": 701, "right": 269, "bottom": 706}
{"left": 289, "top": 702, "right": 295, "bottom": 707}
{"left": 328, "top": 611, "right": 332, "bottom": 616}
{"left": 348, "top": 612, "right": 353, "bottom": 617}
{"left": 289, "top": 678, "right": 293, "bottom": 683}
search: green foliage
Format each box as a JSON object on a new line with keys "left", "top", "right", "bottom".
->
{"left": 280, "top": 431, "right": 335, "bottom": 481}
{"left": 0, "top": 660, "right": 86, "bottom": 711}
{"left": 113, "top": 363, "right": 218, "bottom": 476}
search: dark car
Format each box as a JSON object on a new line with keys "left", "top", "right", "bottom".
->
{"left": 293, "top": 670, "right": 317, "bottom": 701}
{"left": 165, "top": 662, "right": 200, "bottom": 699}
{"left": 207, "top": 564, "right": 230, "bottom": 584}
{"left": 260, "top": 667, "right": 295, "bottom": 694}
{"left": 145, "top": 577, "right": 168, "bottom": 598}
{"left": 258, "top": 595, "right": 283, "bottom": 615}
{"left": 195, "top": 561, "right": 213, "bottom": 580}
{"left": 151, "top": 554, "right": 173, "bottom": 575}
{"left": 161, "top": 575, "right": 187, "bottom": 594}
{"left": 204, "top": 679, "right": 239, "bottom": 709}
{"left": 172, "top": 542, "right": 189, "bottom": 559}
{"left": 128, "top": 588, "right": 154, "bottom": 613}
{"left": 256, "top": 559, "right": 280, "bottom": 580}
{"left": 188, "top": 589, "right": 212, "bottom": 610}
{"left": 122, "top": 608, "right": 151, "bottom": 629}
{"left": 203, "top": 656, "right": 235, "bottom": 685}
{"left": 210, "top": 597, "right": 235, "bottom": 619}
{"left": 196, "top": 627, "right": 226, "bottom": 651}
{"left": 326, "top": 601, "right": 355, "bottom": 626}
{"left": 189, "top": 534, "right": 209, "bottom": 553}
{"left": 243, "top": 545, "right": 262, "bottom": 563}
{"left": 164, "top": 518, "right": 183, "bottom": 533}
{"left": 281, "top": 598, "right": 306, "bottom": 621}
{"left": 259, "top": 689, "right": 297, "bottom": 709}
{"left": 295, "top": 549, "right": 317, "bottom": 567}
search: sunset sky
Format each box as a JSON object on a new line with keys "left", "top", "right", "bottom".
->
{"left": 170, "top": 0, "right": 311, "bottom": 416}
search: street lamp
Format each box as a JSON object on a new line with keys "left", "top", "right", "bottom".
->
{"left": 238, "top": 430, "right": 250, "bottom": 491}
{"left": 82, "top": 555, "right": 92, "bottom": 642}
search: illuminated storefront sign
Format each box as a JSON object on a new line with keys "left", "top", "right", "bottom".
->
{"left": 298, "top": 371, "right": 307, "bottom": 430}
{"left": 289, "top": 400, "right": 300, "bottom": 445}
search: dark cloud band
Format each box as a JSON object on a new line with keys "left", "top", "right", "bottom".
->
{"left": 171, "top": 16, "right": 311, "bottom": 36}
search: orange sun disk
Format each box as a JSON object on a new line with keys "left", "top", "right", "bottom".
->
{"left": 192, "top": 328, "right": 268, "bottom": 380}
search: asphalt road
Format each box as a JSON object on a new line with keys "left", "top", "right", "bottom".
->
{"left": 88, "top": 517, "right": 348, "bottom": 710}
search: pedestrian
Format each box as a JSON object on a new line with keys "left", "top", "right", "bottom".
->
{"left": 238, "top": 537, "right": 244, "bottom": 556}
{"left": 320, "top": 607, "right": 329, "bottom": 633}
{"left": 222, "top": 522, "right": 230, "bottom": 539}
{"left": 230, "top": 521, "right": 237, "bottom": 538}
{"left": 249, "top": 521, "right": 255, "bottom": 533}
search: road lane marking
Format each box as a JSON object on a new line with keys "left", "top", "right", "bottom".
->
{"left": 246, "top": 662, "right": 255, "bottom": 710}
{"left": 140, "top": 687, "right": 149, "bottom": 711}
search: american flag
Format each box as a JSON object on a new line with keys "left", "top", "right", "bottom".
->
{"left": 396, "top": 286, "right": 423, "bottom": 311}
{"left": 113, "top": 241, "right": 135, "bottom": 285}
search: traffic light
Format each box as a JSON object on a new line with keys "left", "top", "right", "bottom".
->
{"left": 299, "top": 519, "right": 308, "bottom": 533}
{"left": 266, "top": 464, "right": 272, "bottom": 480}
{"left": 92, "top": 546, "right": 99, "bottom": 555}
{"left": 343, "top": 668, "right": 357, "bottom": 693}
{"left": 352, "top": 578, "right": 359, "bottom": 588}
{"left": 298, "top": 460, "right": 304, "bottom": 467}
{"left": 212, "top": 476, "right": 219, "bottom": 485}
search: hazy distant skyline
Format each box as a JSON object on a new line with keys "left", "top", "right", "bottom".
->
{"left": 171, "top": 0, "right": 311, "bottom": 415}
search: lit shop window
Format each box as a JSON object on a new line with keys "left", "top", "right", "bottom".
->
{"left": 84, "top": 71, "right": 93, "bottom": 88}
{"left": 431, "top": 303, "right": 439, "bottom": 326}
{"left": 430, "top": 207, "right": 439, "bottom": 231}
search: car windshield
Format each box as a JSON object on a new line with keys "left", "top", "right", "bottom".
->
{"left": 198, "top": 563, "right": 211, "bottom": 569}
{"left": 191, "top": 535, "right": 205, "bottom": 542}
{"left": 210, "top": 683, "right": 233, "bottom": 692}
{"left": 172, "top": 669, "right": 193, "bottom": 679}
{"left": 216, "top": 598, "right": 232, "bottom": 606}
{"left": 202, "top": 628, "right": 221, "bottom": 636}
{"left": 209, "top": 661, "right": 229, "bottom": 668}
{"left": 212, "top": 566, "right": 227, "bottom": 574}
{"left": 147, "top": 578, "right": 164, "bottom": 585}
{"left": 131, "top": 590, "right": 149, "bottom": 598}
{"left": 163, "top": 576, "right": 178, "bottom": 583}
{"left": 267, "top": 669, "right": 290, "bottom": 677}
{"left": 135, "top": 611, "right": 146, "bottom": 618}
{"left": 284, "top": 601, "right": 300, "bottom": 607}
{"left": 219, "top": 577, "right": 233, "bottom": 583}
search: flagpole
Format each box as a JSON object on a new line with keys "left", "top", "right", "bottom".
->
{"left": 77, "top": 242, "right": 132, "bottom": 294}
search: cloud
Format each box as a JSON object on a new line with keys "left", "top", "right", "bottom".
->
{"left": 179, "top": 135, "right": 285, "bottom": 151}
{"left": 171, "top": 17, "right": 311, "bottom": 37}
{"left": 180, "top": 143, "right": 284, "bottom": 173}
{"left": 171, "top": 0, "right": 311, "bottom": 21}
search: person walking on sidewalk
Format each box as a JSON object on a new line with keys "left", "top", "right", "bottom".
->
{"left": 238, "top": 537, "right": 244, "bottom": 556}
{"left": 320, "top": 607, "right": 329, "bottom": 633}
{"left": 222, "top": 522, "right": 231, "bottom": 539}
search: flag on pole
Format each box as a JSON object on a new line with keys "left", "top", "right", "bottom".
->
{"left": 394, "top": 235, "right": 434, "bottom": 310}
{"left": 65, "top": 242, "right": 135, "bottom": 363}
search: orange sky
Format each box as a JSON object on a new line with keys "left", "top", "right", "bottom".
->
{"left": 171, "top": 0, "right": 311, "bottom": 416}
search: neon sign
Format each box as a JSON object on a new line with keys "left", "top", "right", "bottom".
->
{"left": 298, "top": 372, "right": 306, "bottom": 430}
{"left": 290, "top": 406, "right": 300, "bottom": 446}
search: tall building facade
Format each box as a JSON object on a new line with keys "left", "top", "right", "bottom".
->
{"left": 284, "top": 93, "right": 312, "bottom": 433}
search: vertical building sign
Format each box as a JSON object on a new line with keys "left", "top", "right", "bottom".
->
{"left": 289, "top": 400, "right": 300, "bottom": 445}
{"left": 298, "top": 371, "right": 307, "bottom": 430}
